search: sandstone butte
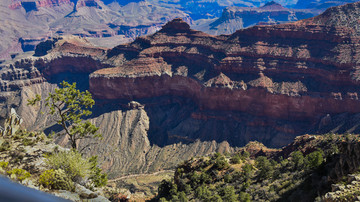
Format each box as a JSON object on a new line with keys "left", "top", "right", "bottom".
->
{"left": 87, "top": 2, "right": 360, "bottom": 122}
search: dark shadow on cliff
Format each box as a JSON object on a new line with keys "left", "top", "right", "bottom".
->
{"left": 65, "top": 0, "right": 78, "bottom": 18}
{"left": 44, "top": 95, "right": 360, "bottom": 150}
{"left": 40, "top": 81, "right": 360, "bottom": 149}
{"left": 43, "top": 72, "right": 90, "bottom": 91}
{"left": 86, "top": 96, "right": 314, "bottom": 148}
{"left": 144, "top": 96, "right": 316, "bottom": 148}
{"left": 44, "top": 124, "right": 64, "bottom": 135}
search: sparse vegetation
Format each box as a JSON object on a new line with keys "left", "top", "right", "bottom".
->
{"left": 89, "top": 156, "right": 108, "bottom": 187}
{"left": 0, "top": 161, "right": 9, "bottom": 173}
{"left": 154, "top": 134, "right": 359, "bottom": 201}
{"left": 230, "top": 154, "right": 241, "bottom": 164}
{"left": 0, "top": 96, "right": 108, "bottom": 200}
{"left": 44, "top": 150, "right": 107, "bottom": 188}
{"left": 39, "top": 169, "right": 56, "bottom": 188}
{"left": 0, "top": 161, "right": 9, "bottom": 169}
{"left": 39, "top": 169, "right": 75, "bottom": 191}
{"left": 45, "top": 150, "right": 91, "bottom": 181}
{"left": 7, "top": 168, "right": 31, "bottom": 182}
{"left": 0, "top": 140, "right": 11, "bottom": 152}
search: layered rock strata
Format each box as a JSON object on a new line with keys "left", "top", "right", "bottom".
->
{"left": 90, "top": 4, "right": 360, "bottom": 123}
{"left": 3, "top": 2, "right": 360, "bottom": 176}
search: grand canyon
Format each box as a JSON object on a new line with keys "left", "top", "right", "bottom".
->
{"left": 2, "top": 1, "right": 360, "bottom": 201}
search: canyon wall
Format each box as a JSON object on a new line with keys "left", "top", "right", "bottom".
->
{"left": 3, "top": 2, "right": 360, "bottom": 176}
{"left": 90, "top": 6, "right": 360, "bottom": 122}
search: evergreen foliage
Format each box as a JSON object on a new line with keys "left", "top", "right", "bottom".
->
{"left": 153, "top": 135, "right": 348, "bottom": 201}
{"left": 28, "top": 81, "right": 100, "bottom": 150}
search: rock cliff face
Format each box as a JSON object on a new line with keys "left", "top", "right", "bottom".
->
{"left": 3, "top": 2, "right": 360, "bottom": 177}
{"left": 0, "top": 36, "right": 234, "bottom": 176}
{"left": 88, "top": 3, "right": 360, "bottom": 147}
{"left": 90, "top": 2, "right": 360, "bottom": 121}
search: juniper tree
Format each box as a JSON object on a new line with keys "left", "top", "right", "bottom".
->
{"left": 28, "top": 81, "right": 100, "bottom": 150}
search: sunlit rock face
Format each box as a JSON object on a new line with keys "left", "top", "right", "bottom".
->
{"left": 3, "top": 2, "right": 360, "bottom": 176}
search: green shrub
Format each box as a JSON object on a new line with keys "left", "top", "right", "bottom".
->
{"left": 13, "top": 129, "right": 29, "bottom": 139}
{"left": 53, "top": 169, "right": 75, "bottom": 191}
{"left": 36, "top": 133, "right": 47, "bottom": 142}
{"left": 241, "top": 151, "right": 250, "bottom": 160}
{"left": 218, "top": 185, "right": 239, "bottom": 201}
{"left": 305, "top": 150, "right": 324, "bottom": 169}
{"left": 39, "top": 169, "right": 55, "bottom": 188}
{"left": 0, "top": 161, "right": 9, "bottom": 174}
{"left": 239, "top": 192, "right": 251, "bottom": 202}
{"left": 0, "top": 161, "right": 8, "bottom": 169}
{"left": 255, "top": 156, "right": 274, "bottom": 180}
{"left": 0, "top": 141, "right": 11, "bottom": 152}
{"left": 22, "top": 138, "right": 35, "bottom": 146}
{"left": 210, "top": 194, "right": 223, "bottom": 202}
{"left": 195, "top": 185, "right": 212, "bottom": 199}
{"left": 200, "top": 172, "right": 211, "bottom": 184}
{"left": 190, "top": 172, "right": 201, "bottom": 187}
{"left": 280, "top": 158, "right": 289, "bottom": 167}
{"left": 176, "top": 168, "right": 184, "bottom": 176}
{"left": 159, "top": 197, "right": 168, "bottom": 202}
{"left": 178, "top": 191, "right": 188, "bottom": 202}
{"left": 45, "top": 150, "right": 91, "bottom": 181}
{"left": 212, "top": 152, "right": 222, "bottom": 160}
{"left": 230, "top": 154, "right": 241, "bottom": 164}
{"left": 88, "top": 156, "right": 107, "bottom": 187}
{"left": 158, "top": 179, "right": 177, "bottom": 200}
{"left": 224, "top": 174, "right": 232, "bottom": 183}
{"left": 7, "top": 168, "right": 31, "bottom": 182}
{"left": 213, "top": 156, "right": 230, "bottom": 170}
{"left": 290, "top": 151, "right": 305, "bottom": 170}
{"left": 242, "top": 163, "right": 253, "bottom": 179}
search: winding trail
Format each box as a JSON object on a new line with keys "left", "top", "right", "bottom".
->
{"left": 108, "top": 170, "right": 174, "bottom": 182}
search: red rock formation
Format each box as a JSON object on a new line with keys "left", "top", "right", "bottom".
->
{"left": 3, "top": 2, "right": 359, "bottom": 150}
{"left": 88, "top": 2, "right": 360, "bottom": 122}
